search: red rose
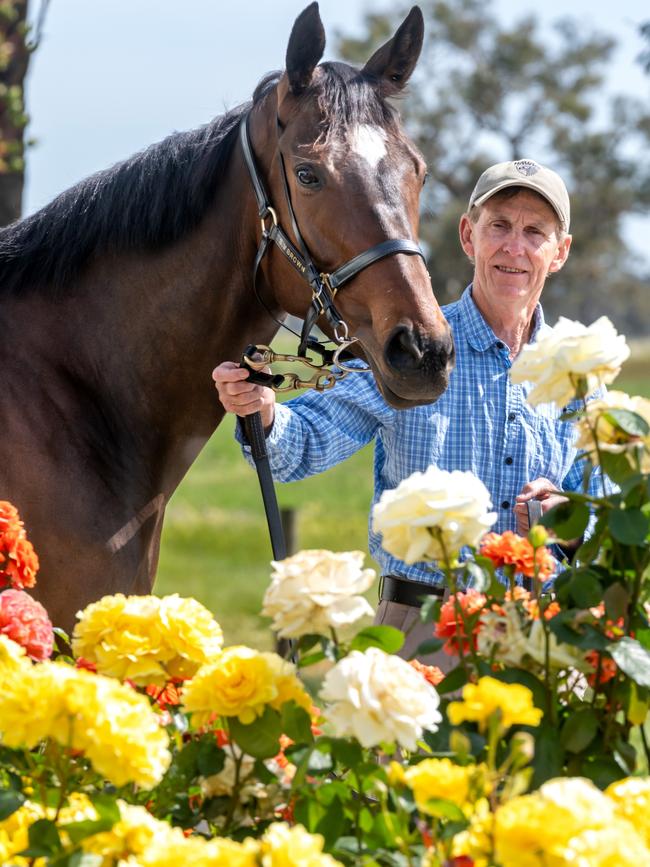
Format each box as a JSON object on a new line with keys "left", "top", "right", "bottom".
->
{"left": 0, "top": 589, "right": 54, "bottom": 660}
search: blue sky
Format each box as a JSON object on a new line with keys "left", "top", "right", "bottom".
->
{"left": 23, "top": 1, "right": 649, "bottom": 251}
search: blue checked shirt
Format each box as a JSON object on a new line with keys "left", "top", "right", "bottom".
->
{"left": 237, "top": 286, "right": 606, "bottom": 587}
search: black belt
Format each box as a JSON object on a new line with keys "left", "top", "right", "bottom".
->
{"left": 379, "top": 575, "right": 445, "bottom": 608}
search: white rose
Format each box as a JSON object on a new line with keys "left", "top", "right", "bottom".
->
{"left": 200, "top": 747, "right": 264, "bottom": 803}
{"left": 371, "top": 467, "right": 497, "bottom": 564}
{"left": 510, "top": 316, "right": 630, "bottom": 408}
{"left": 525, "top": 620, "right": 592, "bottom": 672}
{"left": 262, "top": 550, "right": 375, "bottom": 639}
{"left": 319, "top": 647, "right": 442, "bottom": 751}
{"left": 477, "top": 603, "right": 529, "bottom": 667}
{"left": 575, "top": 390, "right": 650, "bottom": 472}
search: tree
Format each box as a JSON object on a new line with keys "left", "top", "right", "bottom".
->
{"left": 336, "top": 0, "right": 650, "bottom": 334}
{"left": 0, "top": 0, "right": 50, "bottom": 227}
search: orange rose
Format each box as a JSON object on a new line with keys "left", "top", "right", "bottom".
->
{"left": 480, "top": 531, "right": 555, "bottom": 581}
{"left": 0, "top": 501, "right": 39, "bottom": 590}
{"left": 409, "top": 658, "right": 444, "bottom": 686}
{"left": 435, "top": 590, "right": 487, "bottom": 655}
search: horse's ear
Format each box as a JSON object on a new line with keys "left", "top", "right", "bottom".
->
{"left": 285, "top": 2, "right": 326, "bottom": 95}
{"left": 362, "top": 6, "right": 424, "bottom": 94}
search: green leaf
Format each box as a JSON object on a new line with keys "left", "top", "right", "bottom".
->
{"left": 567, "top": 570, "right": 603, "bottom": 608}
{"left": 415, "top": 637, "right": 444, "bottom": 656}
{"left": 560, "top": 709, "right": 599, "bottom": 753}
{"left": 604, "top": 408, "right": 650, "bottom": 437}
{"left": 540, "top": 501, "right": 590, "bottom": 541}
{"left": 349, "top": 625, "right": 404, "bottom": 654}
{"left": 580, "top": 756, "right": 623, "bottom": 789}
{"left": 603, "top": 582, "right": 630, "bottom": 621}
{"left": 20, "top": 818, "right": 63, "bottom": 857}
{"left": 600, "top": 451, "right": 637, "bottom": 486}
{"left": 331, "top": 738, "right": 362, "bottom": 769}
{"left": 196, "top": 737, "right": 226, "bottom": 777}
{"left": 229, "top": 706, "right": 283, "bottom": 759}
{"left": 281, "top": 701, "right": 314, "bottom": 745}
{"left": 609, "top": 637, "right": 650, "bottom": 687}
{"left": 315, "top": 798, "right": 346, "bottom": 848}
{"left": 420, "top": 595, "right": 442, "bottom": 624}
{"left": 531, "top": 723, "right": 565, "bottom": 789}
{"left": 0, "top": 788, "right": 25, "bottom": 821}
{"left": 608, "top": 508, "right": 650, "bottom": 545}
{"left": 421, "top": 797, "right": 466, "bottom": 822}
{"left": 437, "top": 665, "right": 469, "bottom": 696}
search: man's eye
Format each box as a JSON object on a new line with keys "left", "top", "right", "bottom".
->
{"left": 296, "top": 165, "right": 320, "bottom": 187}
{"left": 423, "top": 171, "right": 429, "bottom": 187}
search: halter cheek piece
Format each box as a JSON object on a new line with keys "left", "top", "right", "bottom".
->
{"left": 239, "top": 112, "right": 426, "bottom": 391}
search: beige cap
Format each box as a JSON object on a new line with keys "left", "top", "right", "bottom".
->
{"left": 468, "top": 159, "right": 570, "bottom": 231}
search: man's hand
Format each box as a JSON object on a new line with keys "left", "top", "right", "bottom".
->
{"left": 212, "top": 362, "right": 276, "bottom": 431}
{"left": 514, "top": 477, "right": 566, "bottom": 535}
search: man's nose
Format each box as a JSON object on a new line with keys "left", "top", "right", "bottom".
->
{"left": 501, "top": 232, "right": 526, "bottom": 255}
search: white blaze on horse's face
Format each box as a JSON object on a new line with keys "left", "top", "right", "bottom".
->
{"left": 348, "top": 124, "right": 387, "bottom": 169}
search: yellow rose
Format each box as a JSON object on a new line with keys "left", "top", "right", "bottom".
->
{"left": 447, "top": 676, "right": 542, "bottom": 731}
{"left": 372, "top": 467, "right": 496, "bottom": 564}
{"left": 260, "top": 822, "right": 343, "bottom": 867}
{"left": 606, "top": 777, "right": 650, "bottom": 847}
{"left": 510, "top": 315, "right": 630, "bottom": 408}
{"left": 184, "top": 646, "right": 283, "bottom": 725}
{"left": 0, "top": 662, "right": 170, "bottom": 788}
{"left": 404, "top": 758, "right": 489, "bottom": 815}
{"left": 72, "top": 593, "right": 223, "bottom": 687}
{"left": 0, "top": 801, "right": 45, "bottom": 866}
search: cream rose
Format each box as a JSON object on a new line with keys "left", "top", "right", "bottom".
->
{"left": 510, "top": 316, "right": 630, "bottom": 408}
{"left": 525, "top": 620, "right": 592, "bottom": 672}
{"left": 262, "top": 550, "right": 375, "bottom": 639}
{"left": 319, "top": 647, "right": 442, "bottom": 750}
{"left": 477, "top": 603, "right": 529, "bottom": 668}
{"left": 575, "top": 390, "right": 650, "bottom": 472}
{"left": 372, "top": 467, "right": 496, "bottom": 564}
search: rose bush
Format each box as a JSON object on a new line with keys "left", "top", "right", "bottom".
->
{"left": 0, "top": 315, "right": 648, "bottom": 865}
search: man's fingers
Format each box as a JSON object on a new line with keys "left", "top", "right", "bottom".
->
{"left": 212, "top": 364, "right": 251, "bottom": 384}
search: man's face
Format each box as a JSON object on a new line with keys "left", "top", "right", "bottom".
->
{"left": 459, "top": 190, "right": 572, "bottom": 311}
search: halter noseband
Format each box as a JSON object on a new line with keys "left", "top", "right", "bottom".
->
{"left": 239, "top": 111, "right": 425, "bottom": 389}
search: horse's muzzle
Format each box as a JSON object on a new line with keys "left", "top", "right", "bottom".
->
{"left": 384, "top": 324, "right": 455, "bottom": 390}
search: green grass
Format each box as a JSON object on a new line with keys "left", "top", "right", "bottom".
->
{"left": 154, "top": 414, "right": 374, "bottom": 650}
{"left": 154, "top": 348, "right": 650, "bottom": 649}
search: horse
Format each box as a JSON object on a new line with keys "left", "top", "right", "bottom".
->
{"left": 0, "top": 2, "right": 454, "bottom": 632}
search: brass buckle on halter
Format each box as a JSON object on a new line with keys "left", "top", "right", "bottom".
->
{"left": 319, "top": 272, "right": 338, "bottom": 299}
{"left": 259, "top": 207, "right": 278, "bottom": 235}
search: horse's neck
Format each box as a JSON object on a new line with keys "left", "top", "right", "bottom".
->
{"left": 28, "top": 181, "right": 277, "bottom": 500}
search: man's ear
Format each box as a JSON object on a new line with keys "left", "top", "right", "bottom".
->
{"left": 459, "top": 214, "right": 476, "bottom": 261}
{"left": 362, "top": 6, "right": 424, "bottom": 95}
{"left": 548, "top": 234, "right": 572, "bottom": 273}
{"left": 284, "top": 2, "right": 325, "bottom": 96}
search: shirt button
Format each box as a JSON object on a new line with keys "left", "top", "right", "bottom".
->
{"left": 501, "top": 500, "right": 511, "bottom": 509}
{"left": 508, "top": 412, "right": 516, "bottom": 422}
{"left": 496, "top": 341, "right": 505, "bottom": 350}
{"left": 505, "top": 457, "right": 513, "bottom": 465}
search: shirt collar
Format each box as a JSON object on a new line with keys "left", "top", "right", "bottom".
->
{"left": 459, "top": 284, "right": 546, "bottom": 352}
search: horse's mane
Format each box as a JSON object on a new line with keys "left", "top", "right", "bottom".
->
{"left": 0, "top": 64, "right": 397, "bottom": 295}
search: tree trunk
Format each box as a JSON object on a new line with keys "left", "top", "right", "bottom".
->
{"left": 0, "top": 0, "right": 32, "bottom": 226}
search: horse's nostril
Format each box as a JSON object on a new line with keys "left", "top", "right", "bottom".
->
{"left": 385, "top": 326, "right": 453, "bottom": 375}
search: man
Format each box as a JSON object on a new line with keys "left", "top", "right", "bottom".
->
{"left": 214, "top": 159, "right": 593, "bottom": 665}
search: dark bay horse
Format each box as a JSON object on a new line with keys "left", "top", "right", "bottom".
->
{"left": 0, "top": 3, "right": 453, "bottom": 630}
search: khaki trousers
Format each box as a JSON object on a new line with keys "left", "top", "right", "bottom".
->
{"left": 374, "top": 596, "right": 457, "bottom": 675}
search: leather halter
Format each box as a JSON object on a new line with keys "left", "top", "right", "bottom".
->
{"left": 239, "top": 112, "right": 426, "bottom": 366}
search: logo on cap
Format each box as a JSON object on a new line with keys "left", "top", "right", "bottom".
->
{"left": 513, "top": 159, "right": 540, "bottom": 176}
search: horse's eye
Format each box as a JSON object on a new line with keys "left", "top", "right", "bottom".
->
{"left": 296, "top": 165, "right": 320, "bottom": 187}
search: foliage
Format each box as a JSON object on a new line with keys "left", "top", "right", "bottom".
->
{"left": 336, "top": 0, "right": 650, "bottom": 334}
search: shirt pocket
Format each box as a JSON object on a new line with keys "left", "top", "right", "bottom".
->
{"left": 526, "top": 409, "right": 566, "bottom": 484}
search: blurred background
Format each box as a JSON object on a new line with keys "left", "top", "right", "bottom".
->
{"left": 3, "top": 0, "right": 648, "bottom": 646}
